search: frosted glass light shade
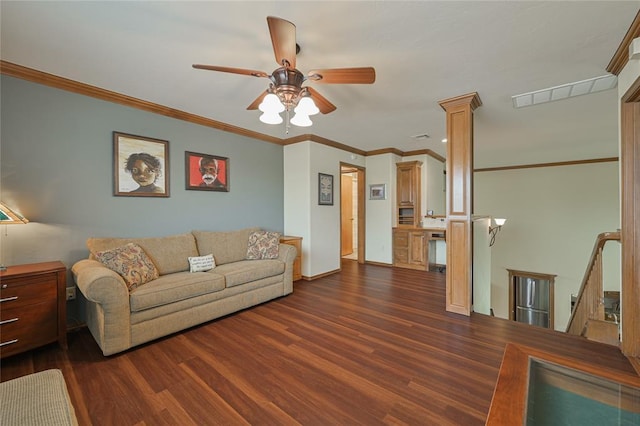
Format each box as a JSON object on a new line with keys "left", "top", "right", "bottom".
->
{"left": 259, "top": 111, "right": 283, "bottom": 124}
{"left": 259, "top": 93, "right": 285, "bottom": 113}
{"left": 295, "top": 97, "right": 319, "bottom": 116}
{"left": 290, "top": 113, "right": 312, "bottom": 127}
{"left": 494, "top": 218, "right": 506, "bottom": 226}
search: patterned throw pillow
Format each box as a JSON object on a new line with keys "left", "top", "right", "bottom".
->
{"left": 188, "top": 254, "right": 215, "bottom": 272}
{"left": 246, "top": 231, "right": 281, "bottom": 260}
{"left": 95, "top": 243, "right": 159, "bottom": 291}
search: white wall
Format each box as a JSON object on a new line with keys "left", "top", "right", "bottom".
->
{"left": 473, "top": 217, "right": 492, "bottom": 316}
{"left": 284, "top": 145, "right": 447, "bottom": 274}
{"left": 283, "top": 141, "right": 365, "bottom": 278}
{"left": 475, "top": 161, "right": 620, "bottom": 331}
{"left": 283, "top": 142, "right": 311, "bottom": 276}
{"left": 364, "top": 153, "right": 398, "bottom": 264}
{"left": 425, "top": 155, "right": 446, "bottom": 215}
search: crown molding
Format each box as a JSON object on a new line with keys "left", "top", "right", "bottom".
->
{"left": 283, "top": 134, "right": 368, "bottom": 156}
{"left": 403, "top": 149, "right": 446, "bottom": 162}
{"left": 0, "top": 60, "right": 284, "bottom": 145}
{"left": 607, "top": 9, "right": 640, "bottom": 76}
{"left": 1, "top": 60, "right": 448, "bottom": 162}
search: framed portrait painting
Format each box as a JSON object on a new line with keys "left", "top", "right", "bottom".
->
{"left": 185, "top": 151, "right": 229, "bottom": 192}
{"left": 318, "top": 173, "right": 334, "bottom": 206}
{"left": 113, "top": 132, "right": 169, "bottom": 197}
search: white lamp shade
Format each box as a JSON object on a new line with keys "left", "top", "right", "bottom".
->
{"left": 259, "top": 111, "right": 283, "bottom": 125}
{"left": 258, "top": 93, "right": 285, "bottom": 113}
{"left": 290, "top": 113, "right": 313, "bottom": 127}
{"left": 295, "top": 97, "right": 319, "bottom": 116}
{"left": 494, "top": 218, "right": 506, "bottom": 226}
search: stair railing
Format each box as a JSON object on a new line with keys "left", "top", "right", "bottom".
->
{"left": 565, "top": 231, "right": 621, "bottom": 336}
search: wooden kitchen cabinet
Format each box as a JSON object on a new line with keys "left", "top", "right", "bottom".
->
{"left": 0, "top": 261, "right": 67, "bottom": 358}
{"left": 280, "top": 236, "right": 302, "bottom": 281}
{"left": 396, "top": 161, "right": 422, "bottom": 227}
{"left": 393, "top": 228, "right": 429, "bottom": 271}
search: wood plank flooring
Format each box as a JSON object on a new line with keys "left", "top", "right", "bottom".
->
{"left": 2, "top": 260, "right": 637, "bottom": 425}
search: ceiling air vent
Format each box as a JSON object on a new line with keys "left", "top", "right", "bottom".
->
{"left": 512, "top": 74, "right": 617, "bottom": 108}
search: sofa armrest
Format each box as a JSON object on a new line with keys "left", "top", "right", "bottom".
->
{"left": 72, "top": 259, "right": 129, "bottom": 304}
{"left": 71, "top": 259, "right": 131, "bottom": 355}
{"left": 278, "top": 243, "right": 297, "bottom": 295}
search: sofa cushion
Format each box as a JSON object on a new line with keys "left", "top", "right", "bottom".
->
{"left": 129, "top": 271, "right": 225, "bottom": 312}
{"left": 95, "top": 243, "right": 159, "bottom": 291}
{"left": 87, "top": 233, "right": 199, "bottom": 276}
{"left": 213, "top": 259, "right": 285, "bottom": 288}
{"left": 192, "top": 227, "right": 260, "bottom": 265}
{"left": 246, "top": 231, "right": 281, "bottom": 260}
{"left": 188, "top": 254, "right": 215, "bottom": 272}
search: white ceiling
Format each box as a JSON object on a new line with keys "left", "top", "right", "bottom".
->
{"left": 1, "top": 1, "right": 638, "bottom": 168}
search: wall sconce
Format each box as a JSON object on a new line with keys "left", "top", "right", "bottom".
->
{"left": 489, "top": 218, "right": 506, "bottom": 247}
{"left": 0, "top": 201, "right": 29, "bottom": 271}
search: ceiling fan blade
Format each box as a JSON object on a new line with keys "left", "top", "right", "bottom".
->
{"left": 192, "top": 64, "right": 269, "bottom": 78}
{"left": 307, "top": 67, "right": 376, "bottom": 84}
{"left": 246, "top": 90, "right": 268, "bottom": 110}
{"left": 306, "top": 87, "right": 337, "bottom": 114}
{"left": 267, "top": 16, "right": 296, "bottom": 69}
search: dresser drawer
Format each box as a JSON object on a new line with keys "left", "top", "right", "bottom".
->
{"left": 0, "top": 300, "right": 58, "bottom": 357}
{"left": 0, "top": 274, "right": 57, "bottom": 307}
{"left": 0, "top": 261, "right": 67, "bottom": 358}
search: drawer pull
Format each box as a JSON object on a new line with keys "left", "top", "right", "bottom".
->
{"left": 1, "top": 284, "right": 7, "bottom": 289}
{"left": 0, "top": 317, "right": 19, "bottom": 325}
{"left": 0, "top": 296, "right": 18, "bottom": 303}
{"left": 0, "top": 339, "right": 18, "bottom": 347}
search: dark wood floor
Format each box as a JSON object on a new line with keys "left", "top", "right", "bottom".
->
{"left": 2, "top": 261, "right": 637, "bottom": 425}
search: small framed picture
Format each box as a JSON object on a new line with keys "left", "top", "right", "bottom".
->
{"left": 318, "top": 173, "right": 334, "bottom": 205}
{"left": 185, "top": 151, "right": 229, "bottom": 192}
{"left": 369, "top": 183, "right": 386, "bottom": 200}
{"left": 113, "top": 132, "right": 169, "bottom": 197}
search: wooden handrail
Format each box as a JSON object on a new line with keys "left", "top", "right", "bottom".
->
{"left": 566, "top": 231, "right": 621, "bottom": 335}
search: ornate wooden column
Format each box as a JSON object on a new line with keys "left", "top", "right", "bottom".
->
{"left": 439, "top": 93, "right": 482, "bottom": 315}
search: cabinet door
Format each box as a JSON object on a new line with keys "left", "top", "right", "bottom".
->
{"left": 397, "top": 165, "right": 417, "bottom": 206}
{"left": 393, "top": 229, "right": 409, "bottom": 265}
{"left": 409, "top": 231, "right": 427, "bottom": 266}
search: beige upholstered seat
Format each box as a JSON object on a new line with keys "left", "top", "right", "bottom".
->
{"left": 0, "top": 369, "right": 78, "bottom": 426}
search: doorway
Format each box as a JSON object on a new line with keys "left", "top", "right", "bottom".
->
{"left": 340, "top": 163, "right": 365, "bottom": 263}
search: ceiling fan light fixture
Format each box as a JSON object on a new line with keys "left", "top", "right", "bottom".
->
{"left": 290, "top": 112, "right": 312, "bottom": 127}
{"left": 295, "top": 96, "right": 319, "bottom": 116}
{"left": 259, "top": 111, "right": 283, "bottom": 125}
{"left": 194, "top": 16, "right": 375, "bottom": 131}
{"left": 258, "top": 93, "right": 285, "bottom": 113}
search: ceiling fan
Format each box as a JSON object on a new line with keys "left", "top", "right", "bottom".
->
{"left": 193, "top": 16, "right": 375, "bottom": 128}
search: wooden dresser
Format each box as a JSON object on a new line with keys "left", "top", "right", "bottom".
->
{"left": 0, "top": 261, "right": 67, "bottom": 358}
{"left": 280, "top": 236, "right": 302, "bottom": 281}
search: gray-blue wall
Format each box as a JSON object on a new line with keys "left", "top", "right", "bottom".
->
{"left": 1, "top": 75, "right": 285, "bottom": 324}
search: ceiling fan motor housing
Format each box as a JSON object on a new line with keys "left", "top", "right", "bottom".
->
{"left": 271, "top": 67, "right": 305, "bottom": 107}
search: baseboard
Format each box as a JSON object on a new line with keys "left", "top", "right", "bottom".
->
{"left": 302, "top": 268, "right": 341, "bottom": 281}
{"left": 364, "top": 260, "right": 393, "bottom": 267}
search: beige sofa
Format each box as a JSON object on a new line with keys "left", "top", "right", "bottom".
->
{"left": 72, "top": 228, "right": 296, "bottom": 356}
